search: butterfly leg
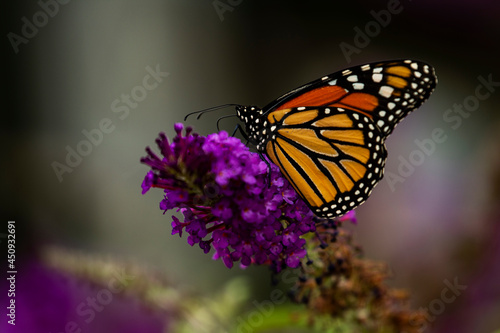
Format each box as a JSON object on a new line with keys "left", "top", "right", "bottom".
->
{"left": 258, "top": 152, "right": 273, "bottom": 187}
{"left": 231, "top": 124, "right": 250, "bottom": 145}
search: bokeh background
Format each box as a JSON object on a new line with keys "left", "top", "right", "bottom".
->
{"left": 2, "top": 0, "right": 500, "bottom": 332}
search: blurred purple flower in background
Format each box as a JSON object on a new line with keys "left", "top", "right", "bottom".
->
{"left": 141, "top": 124, "right": 316, "bottom": 271}
{"left": 0, "top": 259, "right": 164, "bottom": 333}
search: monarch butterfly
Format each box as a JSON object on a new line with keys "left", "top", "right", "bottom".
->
{"left": 188, "top": 60, "right": 437, "bottom": 218}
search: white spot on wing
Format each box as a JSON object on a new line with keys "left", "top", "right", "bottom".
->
{"left": 372, "top": 73, "right": 383, "bottom": 82}
{"left": 347, "top": 75, "right": 358, "bottom": 82}
{"left": 379, "top": 86, "right": 394, "bottom": 98}
{"left": 353, "top": 82, "right": 364, "bottom": 90}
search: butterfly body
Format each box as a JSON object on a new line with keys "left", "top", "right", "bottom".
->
{"left": 236, "top": 60, "right": 436, "bottom": 218}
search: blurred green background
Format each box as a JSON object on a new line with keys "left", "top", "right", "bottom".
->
{"left": 3, "top": 0, "right": 500, "bottom": 332}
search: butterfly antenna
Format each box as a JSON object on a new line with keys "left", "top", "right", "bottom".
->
{"left": 184, "top": 104, "right": 241, "bottom": 121}
{"left": 216, "top": 114, "right": 238, "bottom": 132}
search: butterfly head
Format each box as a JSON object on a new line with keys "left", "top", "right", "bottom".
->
{"left": 236, "top": 105, "right": 268, "bottom": 150}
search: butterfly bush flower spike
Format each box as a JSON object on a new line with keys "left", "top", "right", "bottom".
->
{"left": 141, "top": 124, "right": 316, "bottom": 271}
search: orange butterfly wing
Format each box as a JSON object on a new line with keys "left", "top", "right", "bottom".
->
{"left": 263, "top": 60, "right": 437, "bottom": 140}
{"left": 264, "top": 107, "right": 386, "bottom": 218}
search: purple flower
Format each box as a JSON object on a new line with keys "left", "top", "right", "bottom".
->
{"left": 142, "top": 171, "right": 155, "bottom": 194}
{"left": 171, "top": 215, "right": 184, "bottom": 236}
{"left": 0, "top": 260, "right": 164, "bottom": 333}
{"left": 286, "top": 245, "right": 307, "bottom": 268}
{"left": 212, "top": 199, "right": 233, "bottom": 219}
{"left": 141, "top": 123, "right": 317, "bottom": 271}
{"left": 338, "top": 210, "right": 357, "bottom": 224}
